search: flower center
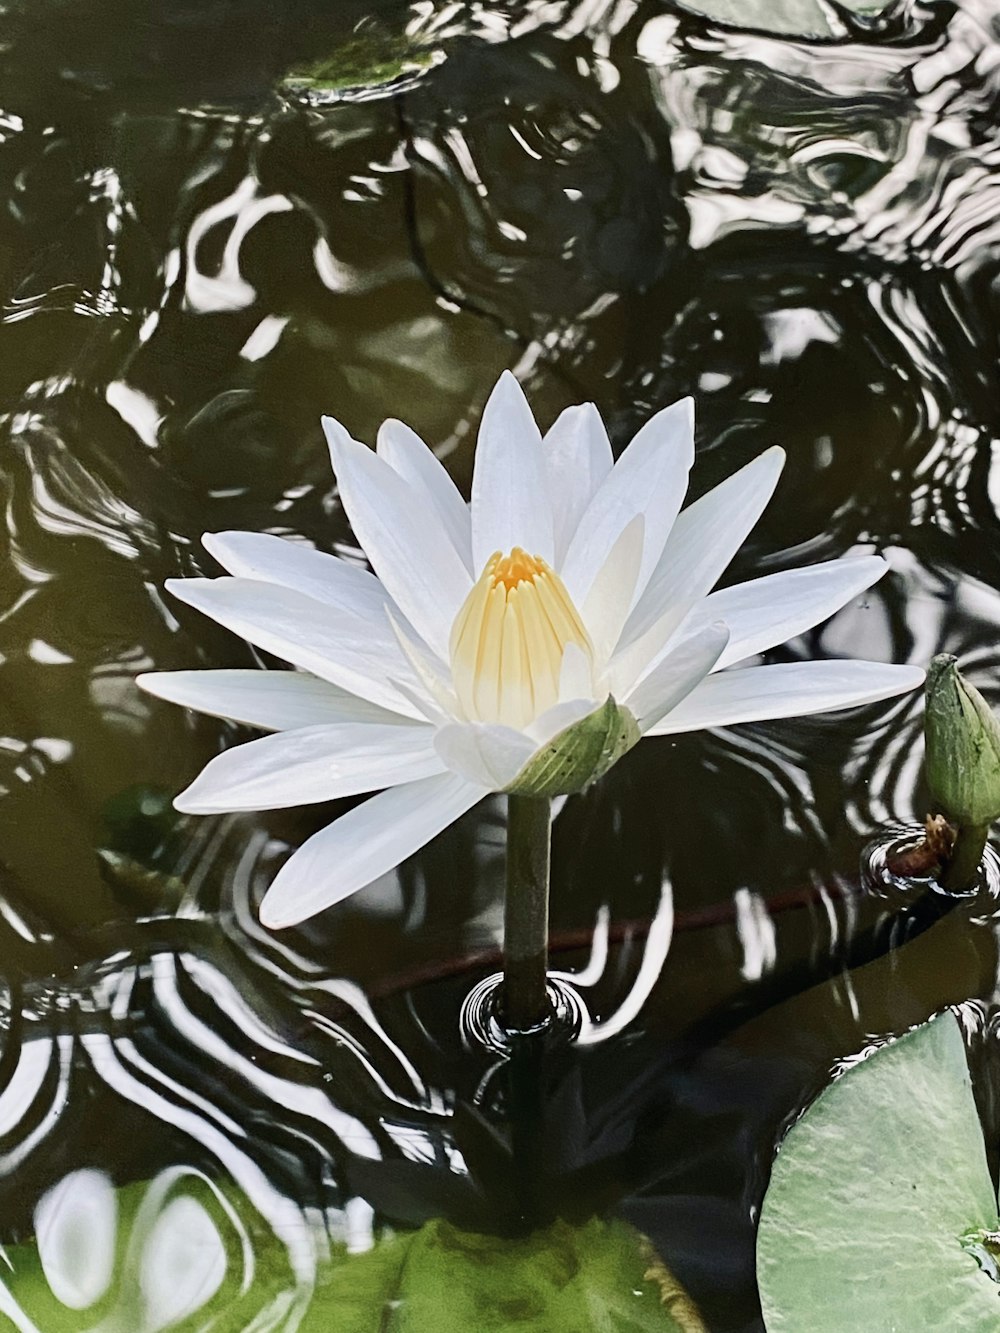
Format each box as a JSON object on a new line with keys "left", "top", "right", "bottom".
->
{"left": 449, "top": 548, "right": 592, "bottom": 729}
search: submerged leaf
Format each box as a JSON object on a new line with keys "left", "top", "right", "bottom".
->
{"left": 3, "top": 1175, "right": 701, "bottom": 1332}
{"left": 280, "top": 25, "right": 444, "bottom": 102}
{"left": 757, "top": 1013, "right": 1000, "bottom": 1332}
{"left": 384, "top": 1216, "right": 704, "bottom": 1333}
{"left": 96, "top": 849, "right": 189, "bottom": 912}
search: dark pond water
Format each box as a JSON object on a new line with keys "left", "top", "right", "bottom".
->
{"left": 3, "top": 0, "right": 1000, "bottom": 1327}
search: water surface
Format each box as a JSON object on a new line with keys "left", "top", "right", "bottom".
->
{"left": 2, "top": 0, "right": 1000, "bottom": 1327}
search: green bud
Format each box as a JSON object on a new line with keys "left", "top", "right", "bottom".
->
{"left": 505, "top": 696, "right": 640, "bottom": 798}
{"left": 924, "top": 654, "right": 1000, "bottom": 827}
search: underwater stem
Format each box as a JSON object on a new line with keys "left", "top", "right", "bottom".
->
{"left": 503, "top": 794, "right": 552, "bottom": 1033}
{"left": 940, "top": 821, "right": 990, "bottom": 893}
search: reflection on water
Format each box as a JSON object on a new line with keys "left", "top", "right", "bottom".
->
{"left": 4, "top": 0, "right": 1000, "bottom": 1327}
{"left": 863, "top": 827, "right": 1000, "bottom": 906}
{"left": 31, "top": 1169, "right": 234, "bottom": 1329}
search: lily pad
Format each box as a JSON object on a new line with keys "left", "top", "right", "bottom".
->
{"left": 382, "top": 1216, "right": 705, "bottom": 1332}
{"left": 673, "top": 0, "right": 894, "bottom": 41}
{"left": 280, "top": 23, "right": 444, "bottom": 104}
{"left": 2, "top": 1169, "right": 703, "bottom": 1331}
{"left": 757, "top": 1012, "right": 1000, "bottom": 1331}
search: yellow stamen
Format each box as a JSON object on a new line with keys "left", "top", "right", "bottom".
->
{"left": 450, "top": 548, "right": 593, "bottom": 728}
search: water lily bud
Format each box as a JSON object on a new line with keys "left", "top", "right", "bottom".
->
{"left": 505, "top": 697, "right": 641, "bottom": 798}
{"left": 925, "top": 654, "right": 1000, "bottom": 827}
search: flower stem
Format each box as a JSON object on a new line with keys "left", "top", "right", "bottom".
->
{"left": 940, "top": 821, "right": 990, "bottom": 893}
{"left": 503, "top": 794, "right": 552, "bottom": 1033}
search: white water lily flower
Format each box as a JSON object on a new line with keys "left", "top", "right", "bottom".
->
{"left": 138, "top": 373, "right": 923, "bottom": 928}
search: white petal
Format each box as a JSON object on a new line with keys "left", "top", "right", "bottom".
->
{"left": 558, "top": 642, "right": 595, "bottom": 704}
{"left": 526, "top": 697, "right": 600, "bottom": 745}
{"left": 582, "top": 513, "right": 645, "bottom": 666}
{"left": 202, "top": 531, "right": 386, "bottom": 619}
{"left": 377, "top": 419, "right": 473, "bottom": 572}
{"left": 385, "top": 609, "right": 459, "bottom": 723}
{"left": 542, "top": 402, "right": 613, "bottom": 561}
{"left": 174, "top": 721, "right": 443, "bottom": 813}
{"left": 470, "top": 371, "right": 554, "bottom": 571}
{"left": 324, "top": 417, "right": 471, "bottom": 659}
{"left": 625, "top": 623, "right": 730, "bottom": 731}
{"left": 259, "top": 772, "right": 489, "bottom": 927}
{"left": 645, "top": 661, "right": 925, "bottom": 736}
{"left": 560, "top": 397, "right": 694, "bottom": 609}
{"left": 619, "top": 446, "right": 785, "bottom": 666}
{"left": 165, "top": 577, "right": 425, "bottom": 719}
{"left": 682, "top": 555, "right": 890, "bottom": 670}
{"left": 137, "top": 669, "right": 408, "bottom": 730}
{"left": 434, "top": 722, "right": 536, "bottom": 788}
{"left": 384, "top": 675, "right": 450, "bottom": 725}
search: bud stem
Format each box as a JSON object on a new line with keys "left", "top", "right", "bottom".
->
{"left": 940, "top": 821, "right": 990, "bottom": 894}
{"left": 503, "top": 794, "right": 551, "bottom": 1032}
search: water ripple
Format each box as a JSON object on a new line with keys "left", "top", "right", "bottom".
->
{"left": 3, "top": 4, "right": 1000, "bottom": 1327}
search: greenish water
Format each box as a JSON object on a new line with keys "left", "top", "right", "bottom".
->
{"left": 2, "top": 0, "right": 1000, "bottom": 1328}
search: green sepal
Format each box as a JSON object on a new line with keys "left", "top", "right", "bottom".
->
{"left": 925, "top": 654, "right": 1000, "bottom": 827}
{"left": 505, "top": 697, "right": 640, "bottom": 798}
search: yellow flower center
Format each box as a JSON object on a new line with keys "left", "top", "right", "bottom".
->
{"left": 449, "top": 548, "right": 592, "bottom": 729}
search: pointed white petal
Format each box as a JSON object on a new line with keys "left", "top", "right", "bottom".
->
{"left": 164, "top": 577, "right": 425, "bottom": 719}
{"left": 471, "top": 371, "right": 554, "bottom": 571}
{"left": 386, "top": 608, "right": 460, "bottom": 721}
{"left": 560, "top": 398, "right": 694, "bottom": 609}
{"left": 526, "top": 697, "right": 600, "bottom": 745}
{"left": 137, "top": 669, "right": 410, "bottom": 730}
{"left": 324, "top": 417, "right": 471, "bottom": 659}
{"left": 174, "top": 721, "right": 443, "bottom": 813}
{"left": 683, "top": 555, "right": 890, "bottom": 670}
{"left": 558, "top": 642, "right": 595, "bottom": 704}
{"left": 259, "top": 772, "right": 489, "bottom": 927}
{"left": 542, "top": 402, "right": 613, "bottom": 561}
{"left": 582, "top": 513, "right": 645, "bottom": 665}
{"left": 377, "top": 419, "right": 473, "bottom": 572}
{"left": 613, "top": 446, "right": 785, "bottom": 689}
{"left": 645, "top": 661, "right": 925, "bottom": 736}
{"left": 202, "top": 532, "right": 386, "bottom": 619}
{"left": 434, "top": 722, "right": 536, "bottom": 788}
{"left": 626, "top": 623, "right": 730, "bottom": 732}
{"left": 384, "top": 675, "right": 450, "bottom": 725}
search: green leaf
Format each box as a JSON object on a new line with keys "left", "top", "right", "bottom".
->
{"left": 296, "top": 1231, "right": 412, "bottom": 1333}
{"left": 280, "top": 24, "right": 443, "bottom": 101}
{"left": 672, "top": 0, "right": 893, "bottom": 40}
{"left": 757, "top": 1012, "right": 1000, "bottom": 1332}
{"left": 384, "top": 1217, "right": 704, "bottom": 1333}
{"left": 2, "top": 1172, "right": 701, "bottom": 1332}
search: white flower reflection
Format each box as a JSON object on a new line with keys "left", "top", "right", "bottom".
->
{"left": 139, "top": 373, "right": 923, "bottom": 927}
{"left": 35, "top": 1169, "right": 117, "bottom": 1312}
{"left": 23, "top": 1169, "right": 230, "bottom": 1332}
{"left": 137, "top": 1194, "right": 227, "bottom": 1329}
